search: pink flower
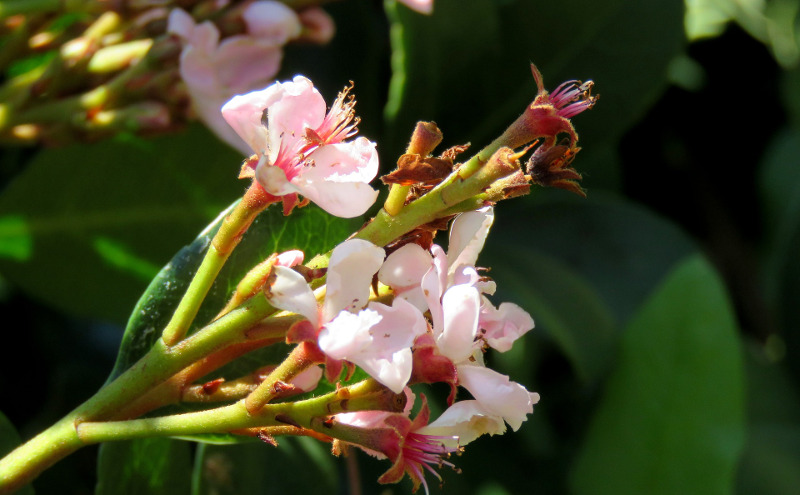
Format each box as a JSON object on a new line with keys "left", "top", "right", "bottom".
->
{"left": 397, "top": 0, "right": 434, "bottom": 15}
{"left": 168, "top": 4, "right": 301, "bottom": 154}
{"left": 337, "top": 394, "right": 459, "bottom": 494}
{"left": 267, "top": 239, "right": 426, "bottom": 393}
{"left": 297, "top": 7, "right": 336, "bottom": 44}
{"left": 385, "top": 207, "right": 533, "bottom": 359}
{"left": 222, "top": 77, "right": 380, "bottom": 218}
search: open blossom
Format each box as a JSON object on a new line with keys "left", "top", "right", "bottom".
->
{"left": 168, "top": 3, "right": 302, "bottom": 154}
{"left": 337, "top": 393, "right": 459, "bottom": 494}
{"left": 222, "top": 76, "right": 380, "bottom": 218}
{"left": 267, "top": 239, "right": 426, "bottom": 393}
{"left": 380, "top": 207, "right": 538, "bottom": 429}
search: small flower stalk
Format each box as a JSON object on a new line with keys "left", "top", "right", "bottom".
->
{"left": 0, "top": 61, "right": 594, "bottom": 494}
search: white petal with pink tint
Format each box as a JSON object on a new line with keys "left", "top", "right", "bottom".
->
{"left": 220, "top": 78, "right": 284, "bottom": 154}
{"left": 480, "top": 300, "right": 534, "bottom": 352}
{"left": 418, "top": 400, "right": 506, "bottom": 446}
{"left": 291, "top": 365, "right": 323, "bottom": 391}
{"left": 295, "top": 138, "right": 379, "bottom": 218}
{"left": 263, "top": 76, "right": 326, "bottom": 160}
{"left": 379, "top": 243, "right": 432, "bottom": 312}
{"left": 323, "top": 239, "right": 385, "bottom": 320}
{"left": 267, "top": 265, "right": 319, "bottom": 326}
{"left": 243, "top": 1, "right": 301, "bottom": 44}
{"left": 397, "top": 0, "right": 434, "bottom": 14}
{"left": 447, "top": 207, "right": 493, "bottom": 274}
{"left": 319, "top": 299, "right": 426, "bottom": 393}
{"left": 438, "top": 284, "right": 481, "bottom": 363}
{"left": 457, "top": 364, "right": 537, "bottom": 431}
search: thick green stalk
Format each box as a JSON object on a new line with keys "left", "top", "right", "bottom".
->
{"left": 0, "top": 294, "right": 276, "bottom": 494}
{"left": 355, "top": 145, "right": 516, "bottom": 247}
{"left": 162, "top": 183, "right": 273, "bottom": 346}
{"left": 76, "top": 379, "right": 395, "bottom": 443}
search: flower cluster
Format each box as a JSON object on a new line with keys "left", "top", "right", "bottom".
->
{"left": 267, "top": 206, "right": 538, "bottom": 490}
{"left": 168, "top": 2, "right": 335, "bottom": 154}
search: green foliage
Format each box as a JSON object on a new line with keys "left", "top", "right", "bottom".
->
{"left": 0, "top": 125, "right": 243, "bottom": 323}
{"left": 4, "top": 0, "right": 800, "bottom": 493}
{"left": 385, "top": 0, "right": 685, "bottom": 187}
{"left": 570, "top": 255, "right": 745, "bottom": 494}
{"left": 108, "top": 200, "right": 355, "bottom": 382}
{"left": 192, "top": 438, "right": 338, "bottom": 494}
{"left": 96, "top": 439, "right": 192, "bottom": 495}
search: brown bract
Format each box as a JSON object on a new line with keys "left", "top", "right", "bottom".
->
{"left": 526, "top": 144, "right": 586, "bottom": 197}
{"left": 381, "top": 153, "right": 454, "bottom": 186}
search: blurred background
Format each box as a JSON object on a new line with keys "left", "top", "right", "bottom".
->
{"left": 1, "top": 0, "right": 800, "bottom": 493}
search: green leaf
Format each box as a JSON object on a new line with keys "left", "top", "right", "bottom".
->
{"left": 737, "top": 424, "right": 800, "bottom": 495}
{"left": 0, "top": 125, "right": 243, "bottom": 324}
{"left": 96, "top": 438, "right": 192, "bottom": 495}
{"left": 385, "top": 0, "right": 685, "bottom": 188}
{"left": 569, "top": 254, "right": 745, "bottom": 495}
{"left": 0, "top": 411, "right": 34, "bottom": 495}
{"left": 191, "top": 437, "right": 338, "bottom": 495}
{"left": 109, "top": 201, "right": 356, "bottom": 382}
{"left": 495, "top": 192, "right": 696, "bottom": 325}
{"left": 736, "top": 352, "right": 800, "bottom": 494}
{"left": 484, "top": 246, "right": 617, "bottom": 383}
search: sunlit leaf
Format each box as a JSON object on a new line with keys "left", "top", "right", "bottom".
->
{"left": 109, "top": 202, "right": 356, "bottom": 382}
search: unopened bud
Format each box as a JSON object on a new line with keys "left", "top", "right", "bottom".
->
{"left": 406, "top": 121, "right": 443, "bottom": 156}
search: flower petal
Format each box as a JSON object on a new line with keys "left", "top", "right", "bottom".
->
{"left": 378, "top": 243, "right": 432, "bottom": 311}
{"left": 267, "top": 265, "right": 319, "bottom": 326}
{"left": 292, "top": 138, "right": 379, "bottom": 218}
{"left": 221, "top": 82, "right": 285, "bottom": 154}
{"left": 438, "top": 284, "right": 481, "bottom": 363}
{"left": 323, "top": 239, "right": 385, "bottom": 320}
{"left": 480, "top": 300, "right": 534, "bottom": 352}
{"left": 242, "top": 1, "right": 301, "bottom": 45}
{"left": 447, "top": 206, "right": 494, "bottom": 274}
{"left": 418, "top": 400, "right": 506, "bottom": 446}
{"left": 456, "top": 364, "right": 537, "bottom": 431}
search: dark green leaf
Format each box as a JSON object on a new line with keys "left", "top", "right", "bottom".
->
{"left": 0, "top": 411, "right": 35, "bottom": 495}
{"left": 385, "top": 0, "right": 685, "bottom": 188}
{"left": 736, "top": 351, "right": 800, "bottom": 494}
{"left": 191, "top": 437, "right": 338, "bottom": 495}
{"left": 494, "top": 192, "right": 696, "bottom": 325}
{"left": 569, "top": 254, "right": 745, "bottom": 495}
{"left": 109, "top": 202, "right": 356, "bottom": 382}
{"left": 0, "top": 125, "right": 243, "bottom": 324}
{"left": 96, "top": 438, "right": 192, "bottom": 495}
{"left": 484, "top": 246, "right": 617, "bottom": 383}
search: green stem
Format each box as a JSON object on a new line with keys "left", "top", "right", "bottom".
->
{"left": 383, "top": 184, "right": 410, "bottom": 216}
{"left": 161, "top": 183, "right": 273, "bottom": 346}
{"left": 355, "top": 144, "right": 516, "bottom": 247}
{"left": 0, "top": 294, "right": 276, "bottom": 493}
{"left": 244, "top": 342, "right": 319, "bottom": 413}
{"left": 76, "top": 379, "right": 394, "bottom": 444}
